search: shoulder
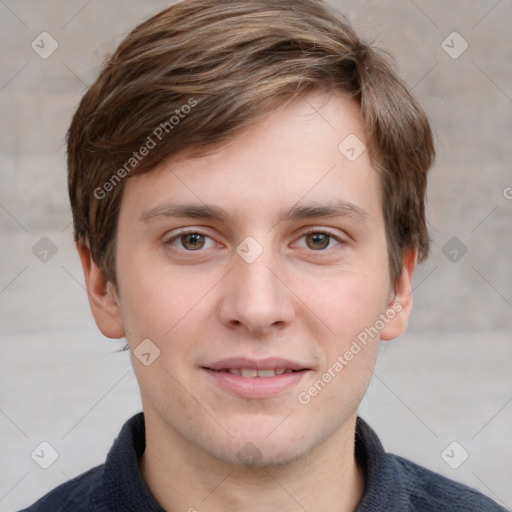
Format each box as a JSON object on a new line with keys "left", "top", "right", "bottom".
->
{"left": 389, "top": 454, "right": 508, "bottom": 512}
{"left": 355, "top": 417, "right": 507, "bottom": 512}
{"left": 17, "top": 464, "right": 107, "bottom": 512}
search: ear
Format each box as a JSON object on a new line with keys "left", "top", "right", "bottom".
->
{"left": 77, "top": 242, "right": 126, "bottom": 339}
{"left": 380, "top": 248, "right": 417, "bottom": 341}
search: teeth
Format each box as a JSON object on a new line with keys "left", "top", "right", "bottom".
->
{"left": 222, "top": 368, "right": 296, "bottom": 378}
{"left": 240, "top": 368, "right": 258, "bottom": 377}
{"left": 257, "top": 369, "right": 276, "bottom": 378}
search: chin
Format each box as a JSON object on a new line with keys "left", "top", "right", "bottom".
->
{"left": 214, "top": 442, "right": 307, "bottom": 470}
{"left": 214, "top": 425, "right": 315, "bottom": 469}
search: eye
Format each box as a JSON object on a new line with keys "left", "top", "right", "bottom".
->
{"left": 167, "top": 231, "right": 216, "bottom": 251}
{"left": 296, "top": 230, "right": 342, "bottom": 251}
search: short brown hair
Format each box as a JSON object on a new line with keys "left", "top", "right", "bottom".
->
{"left": 67, "top": 0, "right": 435, "bottom": 289}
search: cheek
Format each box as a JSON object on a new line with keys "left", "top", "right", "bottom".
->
{"left": 116, "top": 253, "right": 224, "bottom": 356}
{"left": 302, "top": 266, "right": 390, "bottom": 339}
{"left": 296, "top": 272, "right": 387, "bottom": 412}
{"left": 296, "top": 268, "right": 389, "bottom": 398}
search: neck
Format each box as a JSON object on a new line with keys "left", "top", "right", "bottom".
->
{"left": 140, "top": 411, "right": 365, "bottom": 512}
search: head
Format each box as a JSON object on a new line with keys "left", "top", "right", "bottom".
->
{"left": 69, "top": 0, "right": 434, "bottom": 467}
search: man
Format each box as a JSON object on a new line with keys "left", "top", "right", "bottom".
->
{"left": 20, "top": 0, "right": 507, "bottom": 510}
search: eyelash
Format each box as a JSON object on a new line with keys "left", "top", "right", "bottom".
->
{"left": 166, "top": 229, "right": 217, "bottom": 251}
{"left": 298, "top": 228, "right": 344, "bottom": 251}
{"left": 165, "top": 228, "right": 344, "bottom": 252}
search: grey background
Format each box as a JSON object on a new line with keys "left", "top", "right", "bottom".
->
{"left": 1, "top": 1, "right": 511, "bottom": 510}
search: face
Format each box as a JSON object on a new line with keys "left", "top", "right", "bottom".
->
{"left": 84, "top": 90, "right": 414, "bottom": 468}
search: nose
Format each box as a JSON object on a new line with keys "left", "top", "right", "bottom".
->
{"left": 218, "top": 243, "right": 295, "bottom": 336}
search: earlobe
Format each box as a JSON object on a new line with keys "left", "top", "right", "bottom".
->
{"left": 77, "top": 242, "right": 126, "bottom": 339}
{"left": 380, "top": 249, "right": 417, "bottom": 342}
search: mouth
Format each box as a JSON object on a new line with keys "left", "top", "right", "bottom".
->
{"left": 201, "top": 357, "right": 311, "bottom": 398}
{"left": 206, "top": 367, "right": 305, "bottom": 377}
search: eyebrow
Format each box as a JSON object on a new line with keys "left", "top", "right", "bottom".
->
{"left": 139, "top": 200, "right": 369, "bottom": 224}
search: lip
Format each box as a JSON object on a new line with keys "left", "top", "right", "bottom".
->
{"left": 201, "top": 357, "right": 311, "bottom": 399}
{"left": 204, "top": 357, "right": 310, "bottom": 371}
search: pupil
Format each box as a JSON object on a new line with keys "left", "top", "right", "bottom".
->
{"left": 184, "top": 233, "right": 204, "bottom": 250}
{"left": 307, "top": 233, "right": 329, "bottom": 250}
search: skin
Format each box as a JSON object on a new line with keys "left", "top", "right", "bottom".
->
{"left": 79, "top": 90, "right": 416, "bottom": 512}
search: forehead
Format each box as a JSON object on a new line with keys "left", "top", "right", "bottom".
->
{"left": 119, "top": 90, "right": 382, "bottom": 227}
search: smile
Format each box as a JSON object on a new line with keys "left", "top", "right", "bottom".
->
{"left": 203, "top": 367, "right": 309, "bottom": 399}
{"left": 210, "top": 368, "right": 300, "bottom": 377}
